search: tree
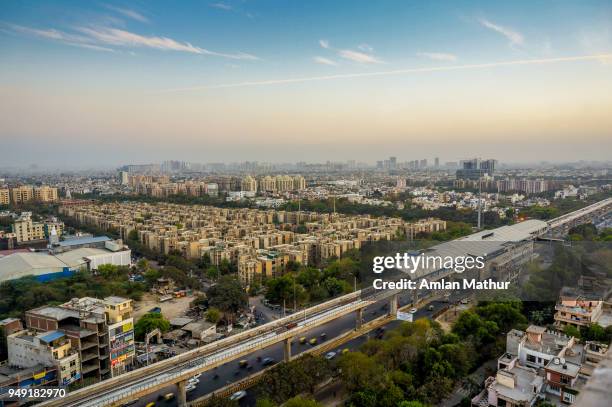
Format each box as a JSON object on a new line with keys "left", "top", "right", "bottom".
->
{"left": 134, "top": 313, "right": 170, "bottom": 340}
{"left": 398, "top": 402, "right": 426, "bottom": 407}
{"left": 284, "top": 396, "right": 322, "bottom": 407}
{"left": 338, "top": 352, "right": 387, "bottom": 393}
{"left": 203, "top": 396, "right": 238, "bottom": 407}
{"left": 206, "top": 276, "right": 248, "bottom": 318}
{"left": 322, "top": 277, "right": 351, "bottom": 297}
{"left": 257, "top": 355, "right": 331, "bottom": 403}
{"left": 254, "top": 399, "right": 276, "bottom": 407}
{"left": 206, "top": 307, "right": 221, "bottom": 324}
{"left": 581, "top": 323, "right": 610, "bottom": 342}
{"left": 297, "top": 267, "right": 322, "bottom": 289}
{"left": 563, "top": 325, "right": 581, "bottom": 339}
{"left": 265, "top": 275, "right": 307, "bottom": 307}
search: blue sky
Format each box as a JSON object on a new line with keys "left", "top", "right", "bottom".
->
{"left": 1, "top": 1, "right": 611, "bottom": 167}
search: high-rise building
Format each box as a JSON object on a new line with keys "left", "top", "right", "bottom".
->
{"left": 0, "top": 188, "right": 9, "bottom": 205}
{"left": 389, "top": 156, "right": 397, "bottom": 170}
{"left": 10, "top": 186, "right": 34, "bottom": 204}
{"left": 293, "top": 175, "right": 306, "bottom": 190}
{"left": 241, "top": 175, "right": 257, "bottom": 192}
{"left": 456, "top": 158, "right": 497, "bottom": 179}
{"left": 119, "top": 171, "right": 129, "bottom": 185}
{"left": 33, "top": 186, "right": 59, "bottom": 202}
{"left": 434, "top": 157, "right": 440, "bottom": 168}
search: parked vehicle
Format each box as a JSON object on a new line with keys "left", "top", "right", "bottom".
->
{"left": 409, "top": 308, "right": 417, "bottom": 314}
{"left": 325, "top": 351, "right": 337, "bottom": 360}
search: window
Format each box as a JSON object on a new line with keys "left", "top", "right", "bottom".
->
{"left": 527, "top": 354, "right": 537, "bottom": 363}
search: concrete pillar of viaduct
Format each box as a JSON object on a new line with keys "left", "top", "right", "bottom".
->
{"left": 355, "top": 308, "right": 364, "bottom": 330}
{"left": 177, "top": 379, "right": 187, "bottom": 407}
{"left": 284, "top": 337, "right": 292, "bottom": 362}
{"left": 390, "top": 293, "right": 398, "bottom": 316}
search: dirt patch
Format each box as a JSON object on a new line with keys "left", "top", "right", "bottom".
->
{"left": 435, "top": 304, "right": 471, "bottom": 332}
{"left": 133, "top": 292, "right": 197, "bottom": 321}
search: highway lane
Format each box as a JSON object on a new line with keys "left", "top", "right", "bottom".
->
{"left": 131, "top": 290, "right": 456, "bottom": 407}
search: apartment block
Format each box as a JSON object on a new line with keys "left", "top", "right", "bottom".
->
{"left": 0, "top": 188, "right": 9, "bottom": 205}
{"left": 33, "top": 186, "right": 59, "bottom": 202}
{"left": 10, "top": 186, "right": 34, "bottom": 204}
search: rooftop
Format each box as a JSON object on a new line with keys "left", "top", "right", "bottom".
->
{"left": 546, "top": 358, "right": 581, "bottom": 377}
{"left": 495, "top": 365, "right": 543, "bottom": 403}
{"left": 27, "top": 306, "right": 79, "bottom": 321}
{"left": 57, "top": 235, "right": 111, "bottom": 247}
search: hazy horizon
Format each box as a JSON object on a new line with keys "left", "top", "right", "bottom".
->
{"left": 1, "top": 0, "right": 611, "bottom": 167}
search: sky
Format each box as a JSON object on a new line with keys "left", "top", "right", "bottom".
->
{"left": 1, "top": 0, "right": 611, "bottom": 168}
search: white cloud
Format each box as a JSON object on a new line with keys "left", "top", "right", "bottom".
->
{"left": 338, "top": 49, "right": 383, "bottom": 64}
{"left": 479, "top": 18, "right": 524, "bottom": 46}
{"left": 3, "top": 22, "right": 258, "bottom": 59}
{"left": 75, "top": 26, "right": 259, "bottom": 59}
{"left": 319, "top": 39, "right": 330, "bottom": 49}
{"left": 313, "top": 56, "right": 337, "bottom": 66}
{"left": 3, "top": 23, "right": 114, "bottom": 51}
{"left": 210, "top": 3, "right": 233, "bottom": 11}
{"left": 161, "top": 53, "right": 612, "bottom": 91}
{"left": 417, "top": 52, "right": 457, "bottom": 62}
{"left": 104, "top": 5, "right": 149, "bottom": 23}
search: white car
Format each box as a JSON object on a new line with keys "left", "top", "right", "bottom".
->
{"left": 409, "top": 308, "right": 417, "bottom": 314}
{"left": 188, "top": 378, "right": 199, "bottom": 385}
{"left": 325, "top": 351, "right": 337, "bottom": 360}
{"left": 192, "top": 373, "right": 202, "bottom": 380}
{"left": 230, "top": 390, "right": 247, "bottom": 401}
{"left": 186, "top": 383, "right": 196, "bottom": 392}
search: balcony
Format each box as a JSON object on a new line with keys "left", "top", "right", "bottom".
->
{"left": 554, "top": 312, "right": 589, "bottom": 327}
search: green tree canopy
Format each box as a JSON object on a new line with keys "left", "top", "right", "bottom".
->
{"left": 134, "top": 312, "right": 170, "bottom": 341}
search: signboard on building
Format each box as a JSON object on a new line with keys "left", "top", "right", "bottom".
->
{"left": 396, "top": 311, "right": 413, "bottom": 322}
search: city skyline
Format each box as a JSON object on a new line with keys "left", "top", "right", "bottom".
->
{"left": 1, "top": 0, "right": 612, "bottom": 167}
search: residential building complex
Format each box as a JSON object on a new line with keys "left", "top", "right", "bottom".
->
{"left": 58, "top": 201, "right": 446, "bottom": 285}
{"left": 7, "top": 185, "right": 59, "bottom": 204}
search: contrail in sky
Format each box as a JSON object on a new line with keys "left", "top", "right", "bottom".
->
{"left": 160, "top": 54, "right": 612, "bottom": 92}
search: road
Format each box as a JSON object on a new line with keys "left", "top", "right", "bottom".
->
{"left": 132, "top": 289, "right": 462, "bottom": 407}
